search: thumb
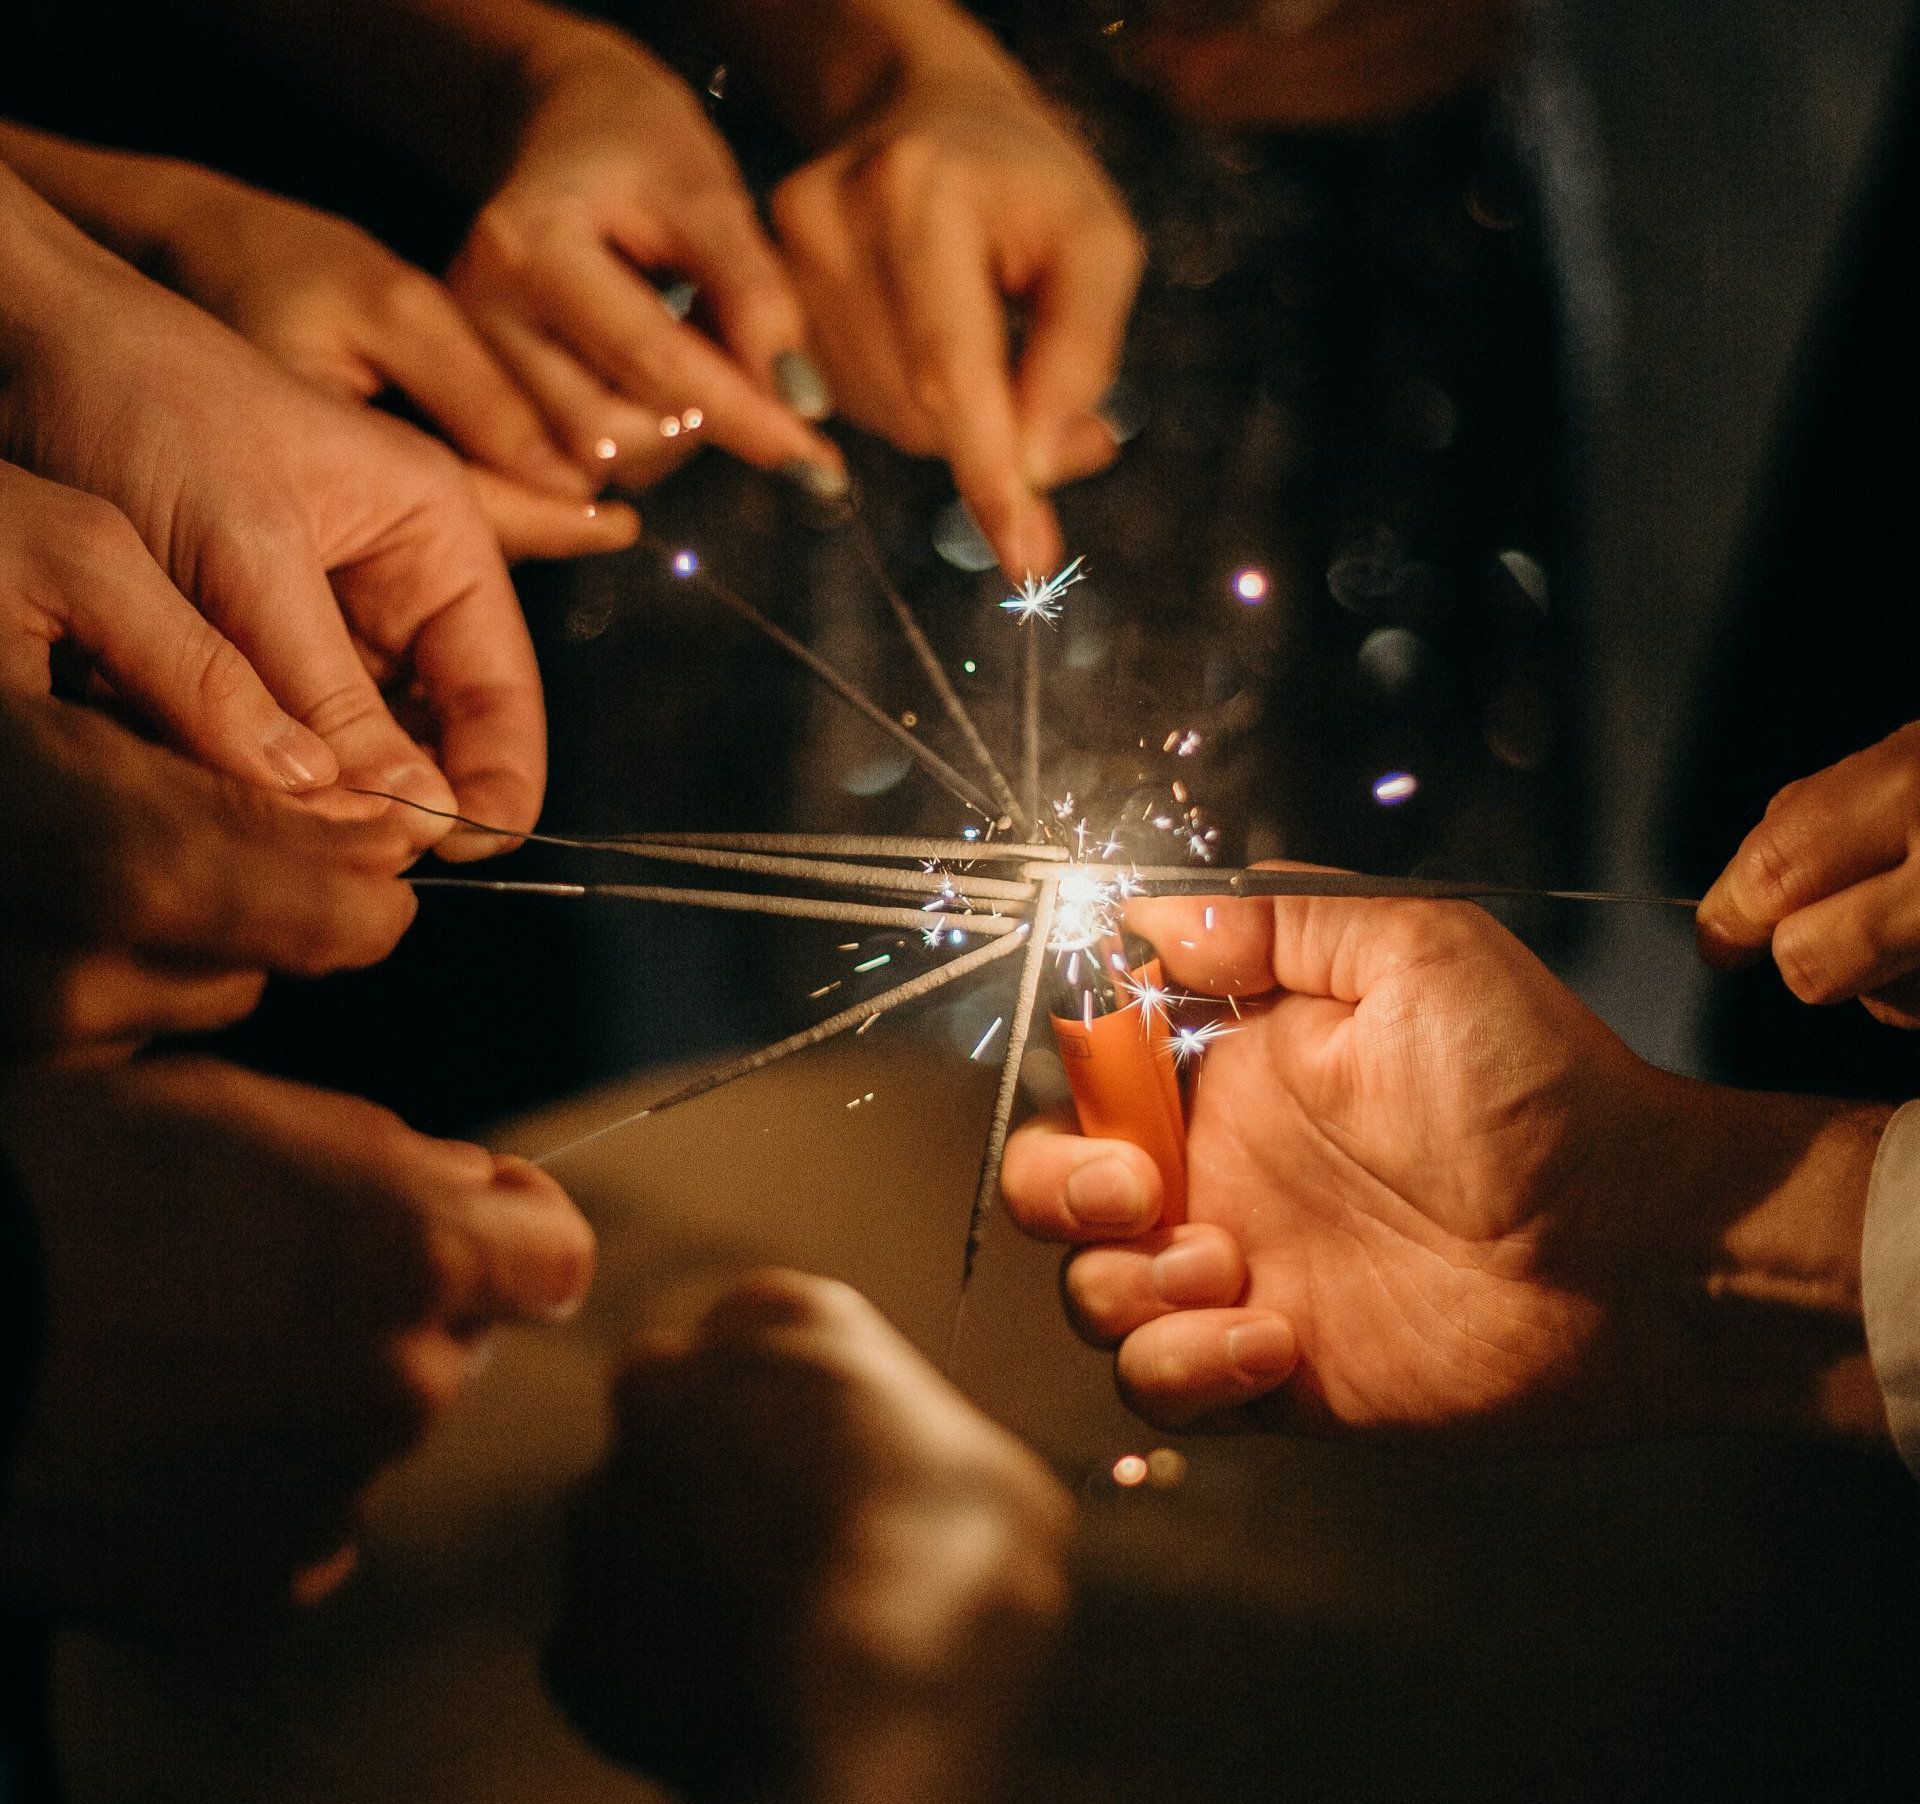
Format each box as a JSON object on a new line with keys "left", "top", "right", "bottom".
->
{"left": 66, "top": 543, "right": 336, "bottom": 793}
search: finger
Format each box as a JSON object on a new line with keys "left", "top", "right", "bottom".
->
{"left": 289, "top": 1541, "right": 362, "bottom": 1608}
{"left": 1698, "top": 734, "right": 1920, "bottom": 968}
{"left": 1045, "top": 410, "right": 1122, "bottom": 488}
{"left": 29, "top": 486, "right": 338, "bottom": 793}
{"left": 434, "top": 1156, "right": 597, "bottom": 1328}
{"left": 461, "top": 306, "right": 688, "bottom": 483}
{"left": 0, "top": 943, "right": 266, "bottom": 1054}
{"left": 528, "top": 241, "right": 843, "bottom": 475}
{"left": 195, "top": 519, "right": 458, "bottom": 851}
{"left": 1769, "top": 859, "right": 1920, "bottom": 1005}
{"left": 631, "top": 193, "right": 813, "bottom": 398}
{"left": 1063, "top": 1224, "right": 1248, "bottom": 1343}
{"left": 1013, "top": 227, "right": 1142, "bottom": 490}
{"left": 362, "top": 276, "right": 587, "bottom": 498}
{"left": 1114, "top": 1309, "right": 1299, "bottom": 1428}
{"left": 1001, "top": 1111, "right": 1162, "bottom": 1240}
{"left": 465, "top": 469, "right": 641, "bottom": 562}
{"left": 375, "top": 534, "right": 546, "bottom": 858}
{"left": 881, "top": 192, "right": 1056, "bottom": 575}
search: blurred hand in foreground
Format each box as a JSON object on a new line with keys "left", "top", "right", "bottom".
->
{"left": 547, "top": 1271, "right": 1071, "bottom": 1804}
{"left": 0, "top": 1056, "right": 595, "bottom": 1628}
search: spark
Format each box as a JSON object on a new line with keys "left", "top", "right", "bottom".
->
{"left": 1373, "top": 771, "right": 1419, "bottom": 805}
{"left": 999, "top": 557, "right": 1086, "bottom": 626}
{"left": 853, "top": 953, "right": 892, "bottom": 973}
{"left": 1232, "top": 567, "right": 1269, "bottom": 604}
{"left": 970, "top": 1017, "right": 1005, "bottom": 1060}
{"left": 670, "top": 549, "right": 698, "bottom": 577}
{"left": 1112, "top": 1454, "right": 1149, "bottom": 1487}
{"left": 1171, "top": 1019, "right": 1234, "bottom": 1066}
{"left": 809, "top": 981, "right": 842, "bottom": 1000}
{"left": 1119, "top": 969, "right": 1174, "bottom": 1030}
{"left": 1048, "top": 864, "right": 1122, "bottom": 952}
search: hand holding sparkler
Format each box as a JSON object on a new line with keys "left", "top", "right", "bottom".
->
{"left": 0, "top": 696, "right": 417, "bottom": 1059}
{"left": 1698, "top": 721, "right": 1920, "bottom": 1027}
{"left": 1003, "top": 887, "right": 1896, "bottom": 1442}
{"left": 0, "top": 164, "right": 544, "bottom": 858}
{"left": 0, "top": 119, "right": 638, "bottom": 565}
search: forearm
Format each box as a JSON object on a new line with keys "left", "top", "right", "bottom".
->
{"left": 0, "top": 162, "right": 131, "bottom": 384}
{"left": 1637, "top": 1078, "right": 1893, "bottom": 1439}
{"left": 187, "top": 0, "right": 626, "bottom": 194}
{"left": 699, "top": 0, "right": 1034, "bottom": 144}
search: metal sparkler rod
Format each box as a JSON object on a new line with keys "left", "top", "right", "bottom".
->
{"left": 530, "top": 926, "right": 1032, "bottom": 1165}
{"left": 409, "top": 876, "right": 1023, "bottom": 936}
{"left": 1021, "top": 626, "right": 1041, "bottom": 833}
{"left": 1077, "top": 867, "right": 1703, "bottom": 909}
{"left": 947, "top": 870, "right": 1061, "bottom": 1368}
{"left": 850, "top": 524, "right": 1032, "bottom": 833}
{"left": 536, "top": 840, "right": 1036, "bottom": 904}
{"left": 600, "top": 831, "right": 1070, "bottom": 863}
{"left": 647, "top": 540, "right": 1005, "bottom": 822}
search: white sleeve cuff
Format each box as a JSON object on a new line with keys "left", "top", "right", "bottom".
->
{"left": 1862, "top": 1098, "right": 1920, "bottom": 1479}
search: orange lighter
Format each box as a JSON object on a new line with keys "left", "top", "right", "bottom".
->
{"left": 1047, "top": 937, "right": 1188, "bottom": 1227}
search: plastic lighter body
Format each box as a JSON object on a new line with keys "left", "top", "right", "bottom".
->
{"left": 1048, "top": 955, "right": 1188, "bottom": 1227}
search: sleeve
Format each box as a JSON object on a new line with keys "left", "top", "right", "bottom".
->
{"left": 1862, "top": 1098, "right": 1920, "bottom": 1479}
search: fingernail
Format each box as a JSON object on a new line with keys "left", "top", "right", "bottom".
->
{"left": 773, "top": 349, "right": 833, "bottom": 421}
{"left": 1225, "top": 1318, "right": 1296, "bottom": 1383}
{"left": 263, "top": 725, "right": 323, "bottom": 791}
{"left": 778, "top": 458, "right": 852, "bottom": 503}
{"left": 1064, "top": 1156, "right": 1151, "bottom": 1230}
{"left": 1152, "top": 1238, "right": 1229, "bottom": 1305}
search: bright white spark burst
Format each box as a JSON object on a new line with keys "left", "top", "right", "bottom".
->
{"left": 1171, "top": 1019, "right": 1234, "bottom": 1066}
{"left": 1048, "top": 863, "right": 1122, "bottom": 952}
{"left": 999, "top": 557, "right": 1086, "bottom": 626}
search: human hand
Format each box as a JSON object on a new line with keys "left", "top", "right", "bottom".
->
{"left": 546, "top": 1271, "right": 1071, "bottom": 1804}
{"left": 0, "top": 171, "right": 544, "bottom": 856}
{"left": 771, "top": 59, "right": 1143, "bottom": 576}
{"left": 0, "top": 695, "right": 416, "bottom": 1058}
{"left": 445, "top": 30, "right": 845, "bottom": 497}
{"left": 1124, "top": 0, "right": 1520, "bottom": 128}
{"left": 150, "top": 168, "right": 642, "bottom": 563}
{"left": 1697, "top": 723, "right": 1920, "bottom": 1028}
{"left": 1004, "top": 887, "right": 1886, "bottom": 1437}
{"left": 0, "top": 1056, "right": 595, "bottom": 1628}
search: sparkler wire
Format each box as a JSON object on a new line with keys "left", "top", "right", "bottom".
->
{"left": 945, "top": 870, "right": 1060, "bottom": 1369}
{"left": 408, "top": 876, "right": 1022, "bottom": 936}
{"left": 850, "top": 523, "right": 1030, "bottom": 832}
{"left": 1021, "top": 626, "right": 1041, "bottom": 832}
{"left": 551, "top": 841, "right": 1035, "bottom": 904}
{"left": 647, "top": 539, "right": 1002, "bottom": 821}
{"left": 529, "top": 926, "right": 1032, "bottom": 1166}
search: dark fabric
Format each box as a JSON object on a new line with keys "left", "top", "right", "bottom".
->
{"left": 1668, "top": 9, "right": 1920, "bottom": 1101}
{"left": 0, "top": 1152, "right": 55, "bottom": 1803}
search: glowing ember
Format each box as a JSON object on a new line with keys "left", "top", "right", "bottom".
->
{"left": 1232, "top": 567, "right": 1269, "bottom": 604}
{"left": 1112, "top": 1454, "right": 1149, "bottom": 1487}
{"left": 1372, "top": 771, "right": 1419, "bottom": 805}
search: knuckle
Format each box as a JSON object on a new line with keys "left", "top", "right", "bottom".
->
{"left": 56, "top": 491, "right": 144, "bottom": 568}
{"left": 183, "top": 630, "right": 258, "bottom": 719}
{"left": 1738, "top": 826, "right": 1801, "bottom": 918}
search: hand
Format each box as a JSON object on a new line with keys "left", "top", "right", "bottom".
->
{"left": 0, "top": 170, "right": 543, "bottom": 856}
{"left": 0, "top": 1056, "right": 595, "bottom": 1628}
{"left": 1002, "top": 887, "right": 1886, "bottom": 1436}
{"left": 771, "top": 61, "right": 1143, "bottom": 577}
{"left": 445, "top": 31, "right": 845, "bottom": 496}
{"left": 1125, "top": 0, "right": 1519, "bottom": 128}
{"left": 1697, "top": 722, "right": 1920, "bottom": 1027}
{"left": 546, "top": 1271, "right": 1071, "bottom": 1804}
{"left": 149, "top": 168, "right": 642, "bottom": 563}
{"left": 0, "top": 695, "right": 417, "bottom": 1059}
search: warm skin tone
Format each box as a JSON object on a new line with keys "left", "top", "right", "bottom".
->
{"left": 1003, "top": 889, "right": 1891, "bottom": 1440}
{"left": 0, "top": 1055, "right": 595, "bottom": 1628}
{"left": 549, "top": 1271, "right": 1070, "bottom": 1804}
{"left": 203, "top": 0, "right": 844, "bottom": 497}
{"left": 0, "top": 120, "right": 638, "bottom": 564}
{"left": 0, "top": 696, "right": 417, "bottom": 1060}
{"left": 709, "top": 0, "right": 1146, "bottom": 577}
{"left": 0, "top": 164, "right": 542, "bottom": 856}
{"left": 1698, "top": 720, "right": 1920, "bottom": 1028}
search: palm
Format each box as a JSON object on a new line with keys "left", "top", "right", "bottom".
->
{"left": 1180, "top": 933, "right": 1642, "bottom": 1434}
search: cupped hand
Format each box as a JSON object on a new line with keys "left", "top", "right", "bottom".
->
{"left": 772, "top": 64, "right": 1143, "bottom": 578}
{"left": 445, "top": 31, "right": 844, "bottom": 495}
{"left": 0, "top": 181, "right": 545, "bottom": 855}
{"left": 547, "top": 1270, "right": 1070, "bottom": 1804}
{"left": 1697, "top": 722, "right": 1920, "bottom": 1028}
{"left": 154, "top": 170, "right": 642, "bottom": 563}
{"left": 1003, "top": 887, "right": 1686, "bottom": 1436}
{"left": 0, "top": 695, "right": 418, "bottom": 1058}
{"left": 0, "top": 1056, "right": 595, "bottom": 1628}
